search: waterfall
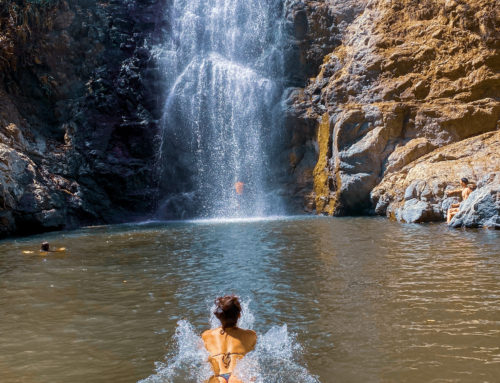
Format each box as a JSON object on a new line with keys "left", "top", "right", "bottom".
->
{"left": 155, "top": 0, "right": 286, "bottom": 218}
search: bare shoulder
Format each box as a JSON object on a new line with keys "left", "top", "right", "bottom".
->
{"left": 246, "top": 329, "right": 257, "bottom": 349}
{"left": 240, "top": 328, "right": 257, "bottom": 343}
{"left": 244, "top": 329, "right": 257, "bottom": 337}
{"left": 202, "top": 328, "right": 216, "bottom": 341}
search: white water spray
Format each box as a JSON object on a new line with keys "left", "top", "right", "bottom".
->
{"left": 155, "top": 0, "right": 286, "bottom": 218}
{"left": 139, "top": 303, "right": 320, "bottom": 383}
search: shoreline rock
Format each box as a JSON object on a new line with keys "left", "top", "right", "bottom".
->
{"left": 287, "top": 0, "right": 500, "bottom": 222}
{"left": 449, "top": 172, "right": 500, "bottom": 229}
{"left": 372, "top": 131, "right": 500, "bottom": 224}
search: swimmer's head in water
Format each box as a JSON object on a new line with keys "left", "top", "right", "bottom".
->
{"left": 214, "top": 295, "right": 241, "bottom": 330}
{"left": 461, "top": 177, "right": 469, "bottom": 186}
{"left": 40, "top": 242, "right": 50, "bottom": 251}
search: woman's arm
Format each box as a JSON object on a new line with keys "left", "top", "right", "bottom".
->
{"left": 446, "top": 188, "right": 462, "bottom": 197}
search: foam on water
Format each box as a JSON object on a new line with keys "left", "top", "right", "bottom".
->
{"left": 139, "top": 302, "right": 320, "bottom": 383}
{"left": 138, "top": 320, "right": 212, "bottom": 383}
{"left": 189, "top": 216, "right": 289, "bottom": 225}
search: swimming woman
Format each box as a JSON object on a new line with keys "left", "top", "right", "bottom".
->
{"left": 202, "top": 296, "right": 257, "bottom": 383}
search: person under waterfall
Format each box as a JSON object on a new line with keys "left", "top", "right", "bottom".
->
{"left": 202, "top": 295, "right": 257, "bottom": 383}
{"left": 234, "top": 181, "right": 245, "bottom": 209}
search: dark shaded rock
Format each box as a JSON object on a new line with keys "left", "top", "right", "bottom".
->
{"left": 284, "top": 0, "right": 366, "bottom": 85}
{"left": 0, "top": 0, "right": 168, "bottom": 237}
{"left": 280, "top": 1, "right": 368, "bottom": 211}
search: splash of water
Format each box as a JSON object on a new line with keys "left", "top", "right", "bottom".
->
{"left": 155, "top": 0, "right": 287, "bottom": 218}
{"left": 139, "top": 304, "right": 320, "bottom": 383}
{"left": 138, "top": 320, "right": 212, "bottom": 383}
{"left": 235, "top": 325, "right": 320, "bottom": 383}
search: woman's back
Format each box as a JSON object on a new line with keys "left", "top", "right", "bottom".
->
{"left": 203, "top": 327, "right": 256, "bottom": 375}
{"left": 203, "top": 296, "right": 257, "bottom": 383}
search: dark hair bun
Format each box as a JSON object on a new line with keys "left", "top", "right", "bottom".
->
{"left": 214, "top": 295, "right": 241, "bottom": 330}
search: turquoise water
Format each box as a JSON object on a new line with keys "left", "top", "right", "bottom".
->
{"left": 0, "top": 217, "right": 499, "bottom": 382}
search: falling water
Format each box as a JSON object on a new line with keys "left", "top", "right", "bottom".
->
{"left": 155, "top": 0, "right": 286, "bottom": 218}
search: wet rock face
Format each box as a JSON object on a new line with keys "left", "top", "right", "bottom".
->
{"left": 281, "top": 0, "right": 368, "bottom": 211}
{"left": 284, "top": 0, "right": 366, "bottom": 85}
{"left": 288, "top": 0, "right": 500, "bottom": 220}
{"left": 0, "top": 0, "right": 167, "bottom": 237}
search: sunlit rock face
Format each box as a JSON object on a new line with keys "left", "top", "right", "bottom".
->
{"left": 1, "top": 0, "right": 498, "bottom": 236}
{"left": 288, "top": 0, "right": 500, "bottom": 222}
{"left": 372, "top": 131, "right": 500, "bottom": 224}
{"left": 0, "top": 0, "right": 166, "bottom": 236}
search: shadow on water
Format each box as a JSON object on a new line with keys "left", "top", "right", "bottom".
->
{"left": 0, "top": 217, "right": 499, "bottom": 383}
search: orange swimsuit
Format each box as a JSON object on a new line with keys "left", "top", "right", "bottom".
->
{"left": 234, "top": 182, "right": 244, "bottom": 195}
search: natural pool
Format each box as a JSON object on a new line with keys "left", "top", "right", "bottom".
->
{"left": 1, "top": 217, "right": 499, "bottom": 383}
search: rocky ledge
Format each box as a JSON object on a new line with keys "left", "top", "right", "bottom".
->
{"left": 449, "top": 172, "right": 500, "bottom": 229}
{"left": 286, "top": 0, "right": 499, "bottom": 227}
{"left": 372, "top": 130, "right": 500, "bottom": 225}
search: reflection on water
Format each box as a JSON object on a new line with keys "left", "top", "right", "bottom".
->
{"left": 0, "top": 217, "right": 499, "bottom": 383}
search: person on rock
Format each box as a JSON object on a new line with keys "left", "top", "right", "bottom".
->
{"left": 202, "top": 295, "right": 257, "bottom": 383}
{"left": 446, "top": 177, "right": 475, "bottom": 223}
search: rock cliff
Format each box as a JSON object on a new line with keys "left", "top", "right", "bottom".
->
{"left": 0, "top": 0, "right": 166, "bottom": 237}
{"left": 287, "top": 0, "right": 500, "bottom": 225}
{"left": 1, "top": 0, "right": 499, "bottom": 236}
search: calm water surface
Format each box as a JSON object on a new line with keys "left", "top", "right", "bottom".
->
{"left": 0, "top": 217, "right": 499, "bottom": 383}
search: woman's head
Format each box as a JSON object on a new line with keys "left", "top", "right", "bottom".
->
{"left": 214, "top": 295, "right": 241, "bottom": 330}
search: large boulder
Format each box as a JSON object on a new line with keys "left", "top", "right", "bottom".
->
{"left": 449, "top": 173, "right": 500, "bottom": 228}
{"left": 371, "top": 131, "right": 500, "bottom": 223}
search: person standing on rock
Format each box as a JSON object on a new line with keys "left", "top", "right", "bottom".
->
{"left": 446, "top": 177, "right": 475, "bottom": 223}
